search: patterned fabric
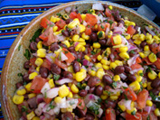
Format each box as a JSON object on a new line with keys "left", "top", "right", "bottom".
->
{"left": 0, "top": 0, "right": 142, "bottom": 118}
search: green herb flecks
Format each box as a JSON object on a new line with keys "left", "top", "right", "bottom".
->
{"left": 88, "top": 103, "right": 100, "bottom": 115}
{"left": 56, "top": 13, "right": 62, "bottom": 17}
{"left": 30, "top": 29, "right": 42, "bottom": 42}
{"left": 124, "top": 94, "right": 128, "bottom": 100}
{"left": 98, "top": 31, "right": 103, "bottom": 38}
{"left": 130, "top": 50, "right": 135, "bottom": 54}
{"left": 77, "top": 58, "right": 81, "bottom": 62}
{"left": 112, "top": 82, "right": 117, "bottom": 88}
{"left": 139, "top": 73, "right": 143, "bottom": 76}
{"left": 54, "top": 74, "right": 60, "bottom": 81}
{"left": 91, "top": 51, "right": 96, "bottom": 55}
{"left": 108, "top": 20, "right": 113, "bottom": 25}
{"left": 150, "top": 91, "right": 156, "bottom": 100}
{"left": 24, "top": 49, "right": 31, "bottom": 60}
{"left": 131, "top": 110, "right": 136, "bottom": 115}
{"left": 21, "top": 106, "right": 28, "bottom": 114}
{"left": 17, "top": 73, "right": 23, "bottom": 77}
{"left": 18, "top": 45, "right": 21, "bottom": 51}
{"left": 101, "top": 25, "right": 104, "bottom": 29}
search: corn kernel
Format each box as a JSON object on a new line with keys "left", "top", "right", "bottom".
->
{"left": 35, "top": 58, "right": 43, "bottom": 67}
{"left": 67, "top": 92, "right": 73, "bottom": 98}
{"left": 28, "top": 93, "right": 36, "bottom": 98}
{"left": 36, "top": 66, "right": 40, "bottom": 72}
{"left": 62, "top": 40, "right": 70, "bottom": 48}
{"left": 95, "top": 63, "right": 102, "bottom": 69}
{"left": 136, "top": 75, "right": 142, "bottom": 82}
{"left": 50, "top": 16, "right": 60, "bottom": 23}
{"left": 139, "top": 52, "right": 145, "bottom": 58}
{"left": 119, "top": 52, "right": 130, "bottom": 59}
{"left": 68, "top": 65, "right": 74, "bottom": 73}
{"left": 81, "top": 14, "right": 86, "bottom": 20}
{"left": 144, "top": 45, "right": 150, "bottom": 51}
{"left": 97, "top": 31, "right": 105, "bottom": 39}
{"left": 154, "top": 108, "right": 160, "bottom": 116}
{"left": 58, "top": 85, "right": 69, "bottom": 98}
{"left": 148, "top": 70, "right": 157, "bottom": 80}
{"left": 75, "top": 44, "right": 83, "bottom": 51}
{"left": 110, "top": 62, "right": 117, "bottom": 70}
{"left": 110, "top": 95, "right": 118, "bottom": 100}
{"left": 32, "top": 117, "right": 40, "bottom": 120}
{"left": 146, "top": 39, "right": 154, "bottom": 44}
{"left": 139, "top": 34, "right": 145, "bottom": 41}
{"left": 63, "top": 14, "right": 69, "bottom": 20}
{"left": 66, "top": 106, "right": 73, "bottom": 112}
{"left": 13, "top": 95, "right": 24, "bottom": 104}
{"left": 119, "top": 46, "right": 128, "bottom": 52}
{"left": 82, "top": 32, "right": 89, "bottom": 40}
{"left": 93, "top": 42, "right": 101, "bottom": 49}
{"left": 102, "top": 65, "right": 109, "bottom": 70}
{"left": 129, "top": 81, "right": 140, "bottom": 91}
{"left": 89, "top": 70, "right": 96, "bottom": 76}
{"left": 68, "top": 18, "right": 80, "bottom": 29}
{"left": 132, "top": 34, "right": 139, "bottom": 40}
{"left": 25, "top": 82, "right": 32, "bottom": 91}
{"left": 17, "top": 89, "right": 26, "bottom": 96}
{"left": 126, "top": 108, "right": 137, "bottom": 115}
{"left": 37, "top": 48, "right": 46, "bottom": 58}
{"left": 108, "top": 31, "right": 113, "bottom": 38}
{"left": 115, "top": 60, "right": 123, "bottom": 66}
{"left": 113, "top": 35, "right": 122, "bottom": 45}
{"left": 146, "top": 100, "right": 153, "bottom": 107}
{"left": 96, "top": 68, "right": 105, "bottom": 79}
{"left": 158, "top": 72, "right": 160, "bottom": 79}
{"left": 147, "top": 82, "right": 152, "bottom": 90}
{"left": 113, "top": 75, "right": 120, "bottom": 81}
{"left": 29, "top": 72, "right": 38, "bottom": 80}
{"left": 81, "top": 46, "right": 85, "bottom": 52}
{"left": 97, "top": 55, "right": 102, "bottom": 61}
{"left": 71, "top": 84, "right": 79, "bottom": 93}
{"left": 108, "top": 5, "right": 113, "bottom": 10}
{"left": 129, "top": 22, "right": 136, "bottom": 26}
{"left": 106, "top": 48, "right": 111, "bottom": 55}
{"left": 49, "top": 79, "right": 55, "bottom": 88}
{"left": 134, "top": 40, "right": 141, "bottom": 45}
{"left": 101, "top": 59, "right": 108, "bottom": 65}
{"left": 37, "top": 41, "right": 42, "bottom": 49}
{"left": 84, "top": 55, "right": 90, "bottom": 61}
{"left": 131, "top": 101, "right": 135, "bottom": 108}
{"left": 153, "top": 35, "right": 160, "bottom": 43}
{"left": 79, "top": 24, "right": 86, "bottom": 33}
{"left": 125, "top": 34, "right": 131, "bottom": 40}
{"left": 138, "top": 70, "right": 144, "bottom": 76}
{"left": 148, "top": 53, "right": 157, "bottom": 63}
{"left": 118, "top": 104, "right": 126, "bottom": 111}
{"left": 27, "top": 111, "right": 35, "bottom": 120}
{"left": 124, "top": 20, "right": 130, "bottom": 26}
{"left": 142, "top": 82, "right": 147, "bottom": 88}
{"left": 54, "top": 96, "right": 62, "bottom": 103}
{"left": 75, "top": 71, "right": 86, "bottom": 82}
{"left": 53, "top": 26, "right": 58, "bottom": 32}
{"left": 72, "top": 34, "right": 80, "bottom": 42}
{"left": 101, "top": 94, "right": 107, "bottom": 100}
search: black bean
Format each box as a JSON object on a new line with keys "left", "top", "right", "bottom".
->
{"left": 95, "top": 85, "right": 103, "bottom": 96}
{"left": 29, "top": 42, "right": 37, "bottom": 51}
{"left": 75, "top": 108, "right": 86, "bottom": 117}
{"left": 90, "top": 32, "right": 98, "bottom": 42}
{"left": 73, "top": 61, "right": 80, "bottom": 73}
{"left": 140, "top": 41, "right": 147, "bottom": 48}
{"left": 124, "top": 65, "right": 131, "bottom": 73}
{"left": 35, "top": 37, "right": 41, "bottom": 43}
{"left": 103, "top": 75, "right": 113, "bottom": 85}
{"left": 88, "top": 76, "right": 101, "bottom": 87}
{"left": 51, "top": 63, "right": 61, "bottom": 75}
{"left": 79, "top": 90, "right": 87, "bottom": 97}
{"left": 68, "top": 46, "right": 75, "bottom": 52}
{"left": 114, "top": 66, "right": 125, "bottom": 75}
{"left": 23, "top": 73, "right": 30, "bottom": 82}
{"left": 69, "top": 29, "right": 76, "bottom": 36}
{"left": 66, "top": 18, "right": 73, "bottom": 24}
{"left": 61, "top": 112, "right": 73, "bottom": 120}
{"left": 24, "top": 61, "right": 30, "bottom": 70}
{"left": 85, "top": 114, "right": 95, "bottom": 120}
{"left": 50, "top": 43, "right": 59, "bottom": 52}
{"left": 16, "top": 82, "right": 23, "bottom": 89}
{"left": 105, "top": 100, "right": 116, "bottom": 108}
{"left": 128, "top": 74, "right": 136, "bottom": 82}
{"left": 62, "top": 30, "right": 69, "bottom": 37}
{"left": 151, "top": 78, "right": 160, "bottom": 88}
{"left": 63, "top": 71, "right": 73, "bottom": 79}
{"left": 99, "top": 39, "right": 106, "bottom": 46}
{"left": 77, "top": 52, "right": 83, "bottom": 60}
{"left": 89, "top": 87, "right": 95, "bottom": 93}
{"left": 39, "top": 67, "right": 49, "bottom": 78}
{"left": 157, "top": 52, "right": 160, "bottom": 58}
{"left": 84, "top": 74, "right": 91, "bottom": 81}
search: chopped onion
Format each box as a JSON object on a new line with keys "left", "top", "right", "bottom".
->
{"left": 119, "top": 73, "right": 127, "bottom": 80}
{"left": 66, "top": 99, "right": 78, "bottom": 109}
{"left": 145, "top": 26, "right": 156, "bottom": 36}
{"left": 113, "top": 26, "right": 125, "bottom": 34}
{"left": 82, "top": 59, "right": 89, "bottom": 66}
{"left": 144, "top": 106, "right": 151, "bottom": 113}
{"left": 35, "top": 102, "right": 46, "bottom": 116}
{"left": 64, "top": 7, "right": 71, "bottom": 13}
{"left": 74, "top": 42, "right": 79, "bottom": 47}
{"left": 60, "top": 52, "right": 68, "bottom": 61}
{"left": 41, "top": 82, "right": 50, "bottom": 95}
{"left": 85, "top": 86, "right": 90, "bottom": 91}
{"left": 56, "top": 33, "right": 66, "bottom": 41}
{"left": 46, "top": 87, "right": 59, "bottom": 98}
{"left": 130, "top": 67, "right": 144, "bottom": 74}
{"left": 83, "top": 20, "right": 87, "bottom": 26}
{"left": 36, "top": 94, "right": 44, "bottom": 104}
{"left": 84, "top": 94, "right": 100, "bottom": 105}
{"left": 92, "top": 3, "right": 104, "bottom": 11}
{"left": 45, "top": 53, "right": 56, "bottom": 63}
{"left": 56, "top": 97, "right": 67, "bottom": 108}
{"left": 55, "top": 78, "right": 73, "bottom": 85}
{"left": 127, "top": 54, "right": 139, "bottom": 66}
{"left": 97, "top": 108, "right": 103, "bottom": 118}
{"left": 118, "top": 99, "right": 131, "bottom": 110}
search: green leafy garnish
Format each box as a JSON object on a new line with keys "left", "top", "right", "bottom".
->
{"left": 131, "top": 110, "right": 136, "bottom": 115}
{"left": 24, "top": 49, "right": 31, "bottom": 60}
{"left": 101, "top": 25, "right": 104, "bottom": 29}
{"left": 108, "top": 20, "right": 113, "bottom": 25}
{"left": 17, "top": 73, "right": 23, "bottom": 77}
{"left": 91, "top": 51, "right": 96, "bottom": 55}
{"left": 88, "top": 103, "right": 100, "bottom": 115}
{"left": 56, "top": 13, "right": 62, "bottom": 17}
{"left": 150, "top": 91, "right": 156, "bottom": 100}
{"left": 139, "top": 73, "right": 143, "bottom": 76}
{"left": 124, "top": 94, "right": 128, "bottom": 100}
{"left": 77, "top": 58, "right": 81, "bottom": 62}
{"left": 98, "top": 31, "right": 103, "bottom": 38}
{"left": 130, "top": 50, "right": 135, "bottom": 54}
{"left": 112, "top": 82, "right": 117, "bottom": 88}
{"left": 21, "top": 106, "right": 28, "bottom": 114}
{"left": 54, "top": 74, "right": 60, "bottom": 81}
{"left": 147, "top": 115, "right": 150, "bottom": 120}
{"left": 30, "top": 29, "right": 42, "bottom": 42}
{"left": 18, "top": 45, "right": 21, "bottom": 51}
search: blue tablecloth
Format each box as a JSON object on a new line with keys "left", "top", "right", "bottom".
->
{"left": 0, "top": 0, "right": 142, "bottom": 118}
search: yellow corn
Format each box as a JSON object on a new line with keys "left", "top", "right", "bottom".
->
{"left": 28, "top": 93, "right": 36, "bottom": 99}
{"left": 72, "top": 34, "right": 80, "bottom": 42}
{"left": 118, "top": 104, "right": 126, "bottom": 111}
{"left": 67, "top": 65, "right": 74, "bottom": 73}
{"left": 148, "top": 70, "right": 157, "bottom": 80}
{"left": 148, "top": 25, "right": 153, "bottom": 29}
{"left": 139, "top": 34, "right": 145, "bottom": 41}
{"left": 146, "top": 38, "right": 154, "bottom": 44}
{"left": 58, "top": 85, "right": 69, "bottom": 98}
{"left": 82, "top": 32, "right": 90, "bottom": 40}
{"left": 17, "top": 89, "right": 26, "bottom": 96}
{"left": 79, "top": 24, "right": 86, "bottom": 33}
{"left": 139, "top": 52, "right": 145, "bottom": 58}
{"left": 126, "top": 108, "right": 137, "bottom": 115}
{"left": 110, "top": 62, "right": 117, "bottom": 70}
{"left": 154, "top": 108, "right": 160, "bottom": 116}
{"left": 134, "top": 40, "right": 141, "bottom": 45}
{"left": 108, "top": 5, "right": 113, "bottom": 10}
{"left": 108, "top": 31, "right": 113, "bottom": 38}
{"left": 146, "top": 33, "right": 152, "bottom": 40}
{"left": 54, "top": 96, "right": 62, "bottom": 103}
{"left": 50, "top": 16, "right": 60, "bottom": 23}
{"left": 36, "top": 66, "right": 40, "bottom": 72}
{"left": 136, "top": 75, "right": 142, "bottom": 82}
{"left": 97, "top": 31, "right": 105, "bottom": 39}
{"left": 75, "top": 44, "right": 83, "bottom": 51}
{"left": 63, "top": 14, "right": 69, "bottom": 20}
{"left": 115, "top": 60, "right": 123, "bottom": 66}
{"left": 113, "top": 75, "right": 120, "bottom": 81}
{"left": 71, "top": 84, "right": 79, "bottom": 93}
{"left": 137, "top": 69, "right": 143, "bottom": 75}
{"left": 32, "top": 117, "right": 40, "bottom": 120}
{"left": 53, "top": 26, "right": 58, "bottom": 32}
{"left": 84, "top": 55, "right": 90, "bottom": 61}
{"left": 37, "top": 41, "right": 42, "bottom": 49}
{"left": 146, "top": 100, "right": 153, "bottom": 107}
{"left": 101, "top": 59, "right": 108, "bottom": 65}
{"left": 158, "top": 72, "right": 160, "bottom": 79}
{"left": 129, "top": 22, "right": 136, "bottom": 26}
{"left": 81, "top": 14, "right": 86, "bottom": 20}
{"left": 102, "top": 65, "right": 109, "bottom": 70}
{"left": 153, "top": 35, "right": 160, "bottom": 43}
{"left": 113, "top": 35, "right": 122, "bottom": 45}
{"left": 97, "top": 55, "right": 102, "bottom": 61}
{"left": 95, "top": 62, "right": 102, "bottom": 69}
{"left": 62, "top": 40, "right": 70, "bottom": 48}
{"left": 37, "top": 48, "right": 46, "bottom": 58}
{"left": 119, "top": 52, "right": 130, "bottom": 59}
{"left": 75, "top": 69, "right": 86, "bottom": 82}
{"left": 66, "top": 106, "right": 73, "bottom": 112}
{"left": 110, "top": 95, "right": 118, "bottom": 100}
{"left": 27, "top": 111, "right": 35, "bottom": 120}
{"left": 148, "top": 53, "right": 157, "bottom": 63}
{"left": 93, "top": 42, "right": 101, "bottom": 49}
{"left": 101, "top": 94, "right": 107, "bottom": 100}
{"left": 147, "top": 82, "right": 152, "bottom": 90}
{"left": 35, "top": 58, "right": 43, "bottom": 67}
{"left": 125, "top": 34, "right": 131, "bottom": 40}
{"left": 142, "top": 81, "right": 147, "bottom": 88}
{"left": 119, "top": 46, "right": 128, "bottom": 52}
{"left": 129, "top": 81, "right": 140, "bottom": 91}
{"left": 89, "top": 70, "right": 96, "bottom": 76}
{"left": 25, "top": 82, "right": 32, "bottom": 92}
{"left": 81, "top": 46, "right": 86, "bottom": 52}
{"left": 68, "top": 18, "right": 80, "bottom": 29}
{"left": 96, "top": 68, "right": 105, "bottom": 79}
{"left": 67, "top": 92, "right": 73, "bottom": 98}
{"left": 144, "top": 45, "right": 150, "bottom": 51}
{"left": 78, "top": 37, "right": 85, "bottom": 42}
{"left": 49, "top": 79, "right": 55, "bottom": 88}
{"left": 29, "top": 72, "right": 38, "bottom": 80}
{"left": 13, "top": 95, "right": 24, "bottom": 104}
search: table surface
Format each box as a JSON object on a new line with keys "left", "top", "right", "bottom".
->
{"left": 0, "top": 0, "right": 159, "bottom": 119}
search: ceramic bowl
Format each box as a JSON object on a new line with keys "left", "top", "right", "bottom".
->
{"left": 0, "top": 1, "right": 160, "bottom": 119}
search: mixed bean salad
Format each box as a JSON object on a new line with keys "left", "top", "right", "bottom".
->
{"left": 13, "top": 3, "right": 160, "bottom": 120}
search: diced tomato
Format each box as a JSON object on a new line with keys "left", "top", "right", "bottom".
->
{"left": 137, "top": 89, "right": 149, "bottom": 109}
{"left": 105, "top": 108, "right": 116, "bottom": 120}
{"left": 31, "top": 76, "right": 48, "bottom": 93}
{"left": 77, "top": 99, "right": 87, "bottom": 114}
{"left": 110, "top": 36, "right": 116, "bottom": 46}
{"left": 98, "top": 23, "right": 110, "bottom": 31}
{"left": 40, "top": 17, "right": 50, "bottom": 28}
{"left": 130, "top": 63, "right": 142, "bottom": 70}
{"left": 126, "top": 112, "right": 142, "bottom": 120}
{"left": 62, "top": 48, "right": 75, "bottom": 64}
{"left": 154, "top": 58, "right": 160, "bottom": 70}
{"left": 77, "top": 13, "right": 82, "bottom": 23}
{"left": 149, "top": 112, "right": 158, "bottom": 120}
{"left": 150, "top": 43, "right": 160, "bottom": 54}
{"left": 43, "top": 97, "right": 52, "bottom": 104}
{"left": 143, "top": 57, "right": 153, "bottom": 65}
{"left": 54, "top": 58, "right": 67, "bottom": 70}
{"left": 85, "top": 14, "right": 97, "bottom": 26}
{"left": 56, "top": 19, "right": 66, "bottom": 29}
{"left": 41, "top": 59, "right": 51, "bottom": 70}
{"left": 69, "top": 12, "right": 77, "bottom": 19}
{"left": 85, "top": 27, "right": 92, "bottom": 35}
{"left": 127, "top": 25, "right": 136, "bottom": 36}
{"left": 105, "top": 8, "right": 112, "bottom": 17}
{"left": 39, "top": 32, "right": 48, "bottom": 41}
{"left": 136, "top": 57, "right": 142, "bottom": 64}
{"left": 30, "top": 57, "right": 36, "bottom": 66}
{"left": 124, "top": 87, "right": 137, "bottom": 101}
{"left": 139, "top": 111, "right": 149, "bottom": 120}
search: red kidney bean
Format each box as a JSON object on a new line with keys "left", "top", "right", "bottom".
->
{"left": 51, "top": 63, "right": 61, "bottom": 75}
{"left": 24, "top": 61, "right": 30, "bottom": 70}
{"left": 60, "top": 43, "right": 67, "bottom": 48}
{"left": 88, "top": 76, "right": 101, "bottom": 87}
{"left": 69, "top": 29, "right": 76, "bottom": 36}
{"left": 151, "top": 78, "right": 160, "bottom": 88}
{"left": 79, "top": 90, "right": 87, "bottom": 97}
{"left": 85, "top": 114, "right": 95, "bottom": 120}
{"left": 23, "top": 73, "right": 30, "bottom": 82}
{"left": 95, "top": 85, "right": 103, "bottom": 96}
{"left": 27, "top": 97, "right": 37, "bottom": 109}
{"left": 99, "top": 39, "right": 107, "bottom": 47}
{"left": 62, "top": 30, "right": 69, "bottom": 37}
{"left": 104, "top": 85, "right": 112, "bottom": 90}
{"left": 128, "top": 74, "right": 136, "bottom": 82}
{"left": 63, "top": 71, "right": 73, "bottom": 79}
{"left": 89, "top": 87, "right": 95, "bottom": 93}
{"left": 103, "top": 75, "right": 113, "bottom": 85}
{"left": 157, "top": 52, "right": 160, "bottom": 58}
{"left": 90, "top": 32, "right": 98, "bottom": 42}
{"left": 77, "top": 52, "right": 83, "bottom": 60}
{"left": 29, "top": 42, "right": 37, "bottom": 51}
{"left": 140, "top": 41, "right": 147, "bottom": 48}
{"left": 118, "top": 20, "right": 124, "bottom": 25}
{"left": 73, "top": 61, "right": 80, "bottom": 73}
{"left": 39, "top": 67, "right": 49, "bottom": 78}
{"left": 124, "top": 65, "right": 131, "bottom": 73}
{"left": 61, "top": 112, "right": 73, "bottom": 120}
{"left": 114, "top": 66, "right": 125, "bottom": 75}
{"left": 50, "top": 43, "right": 59, "bottom": 52}
{"left": 84, "top": 74, "right": 91, "bottom": 81}
{"left": 24, "top": 94, "right": 29, "bottom": 100}
{"left": 68, "top": 46, "right": 75, "bottom": 52}
{"left": 16, "top": 82, "right": 23, "bottom": 89}
{"left": 66, "top": 18, "right": 73, "bottom": 24}
{"left": 105, "top": 100, "right": 116, "bottom": 108}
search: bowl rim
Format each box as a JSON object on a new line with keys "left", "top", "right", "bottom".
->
{"left": 1, "top": 1, "right": 160, "bottom": 119}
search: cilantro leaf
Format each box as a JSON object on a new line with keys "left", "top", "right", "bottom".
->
{"left": 24, "top": 49, "right": 31, "bottom": 60}
{"left": 18, "top": 45, "right": 21, "bottom": 51}
{"left": 54, "top": 74, "right": 60, "bottom": 81}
